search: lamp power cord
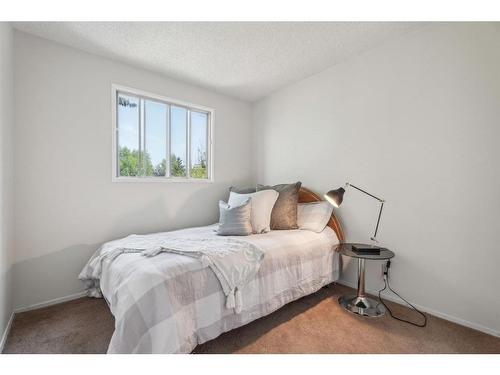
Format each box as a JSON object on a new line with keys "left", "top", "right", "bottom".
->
{"left": 378, "top": 260, "right": 427, "bottom": 328}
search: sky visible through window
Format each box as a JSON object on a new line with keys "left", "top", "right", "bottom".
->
{"left": 170, "top": 105, "right": 187, "bottom": 173}
{"left": 190, "top": 111, "right": 208, "bottom": 168}
{"left": 145, "top": 100, "right": 167, "bottom": 167}
{"left": 117, "top": 94, "right": 139, "bottom": 152}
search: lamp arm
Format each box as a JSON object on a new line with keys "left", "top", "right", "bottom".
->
{"left": 345, "top": 183, "right": 385, "bottom": 244}
{"left": 371, "top": 201, "right": 384, "bottom": 243}
{"left": 347, "top": 183, "right": 384, "bottom": 202}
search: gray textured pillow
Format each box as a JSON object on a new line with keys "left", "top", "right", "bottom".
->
{"left": 256, "top": 181, "right": 302, "bottom": 230}
{"left": 229, "top": 186, "right": 257, "bottom": 194}
{"left": 217, "top": 198, "right": 253, "bottom": 236}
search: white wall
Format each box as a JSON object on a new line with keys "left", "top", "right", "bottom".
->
{"left": 0, "top": 23, "right": 14, "bottom": 344}
{"left": 13, "top": 31, "right": 254, "bottom": 309}
{"left": 253, "top": 23, "right": 500, "bottom": 335}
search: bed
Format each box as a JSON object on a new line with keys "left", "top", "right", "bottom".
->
{"left": 81, "top": 188, "right": 344, "bottom": 354}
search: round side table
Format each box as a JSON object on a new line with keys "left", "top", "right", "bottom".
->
{"left": 335, "top": 243, "right": 395, "bottom": 318}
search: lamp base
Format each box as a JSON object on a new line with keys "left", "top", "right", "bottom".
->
{"left": 338, "top": 294, "right": 385, "bottom": 317}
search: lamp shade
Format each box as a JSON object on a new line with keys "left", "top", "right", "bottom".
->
{"left": 324, "top": 187, "right": 345, "bottom": 208}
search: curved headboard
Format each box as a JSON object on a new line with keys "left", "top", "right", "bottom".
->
{"left": 298, "top": 187, "right": 345, "bottom": 242}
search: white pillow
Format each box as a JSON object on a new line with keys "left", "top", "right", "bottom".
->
{"left": 228, "top": 190, "right": 279, "bottom": 233}
{"left": 297, "top": 201, "right": 333, "bottom": 233}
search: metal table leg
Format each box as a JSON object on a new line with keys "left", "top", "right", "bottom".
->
{"left": 338, "top": 258, "right": 385, "bottom": 317}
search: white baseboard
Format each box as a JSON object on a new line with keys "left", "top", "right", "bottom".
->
{"left": 336, "top": 279, "right": 500, "bottom": 338}
{"left": 0, "top": 312, "right": 14, "bottom": 354}
{"left": 14, "top": 291, "right": 87, "bottom": 314}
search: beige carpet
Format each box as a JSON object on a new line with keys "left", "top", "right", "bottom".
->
{"left": 3, "top": 284, "right": 500, "bottom": 354}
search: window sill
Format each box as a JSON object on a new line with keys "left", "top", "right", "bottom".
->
{"left": 112, "top": 177, "right": 214, "bottom": 183}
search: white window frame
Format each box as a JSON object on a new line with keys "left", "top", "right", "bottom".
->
{"left": 111, "top": 84, "right": 214, "bottom": 183}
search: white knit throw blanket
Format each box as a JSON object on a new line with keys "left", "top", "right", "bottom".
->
{"left": 79, "top": 233, "right": 264, "bottom": 313}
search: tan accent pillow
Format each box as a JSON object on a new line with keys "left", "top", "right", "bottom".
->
{"left": 256, "top": 182, "right": 301, "bottom": 230}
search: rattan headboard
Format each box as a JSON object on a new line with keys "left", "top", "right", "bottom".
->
{"left": 298, "top": 187, "right": 345, "bottom": 242}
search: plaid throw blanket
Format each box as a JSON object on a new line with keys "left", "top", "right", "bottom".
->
{"left": 79, "top": 231, "right": 264, "bottom": 313}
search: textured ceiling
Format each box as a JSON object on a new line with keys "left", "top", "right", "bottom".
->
{"left": 13, "top": 22, "right": 425, "bottom": 101}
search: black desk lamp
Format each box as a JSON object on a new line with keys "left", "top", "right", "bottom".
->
{"left": 325, "top": 183, "right": 385, "bottom": 253}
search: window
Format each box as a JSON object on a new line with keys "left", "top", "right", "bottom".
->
{"left": 112, "top": 85, "right": 213, "bottom": 182}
